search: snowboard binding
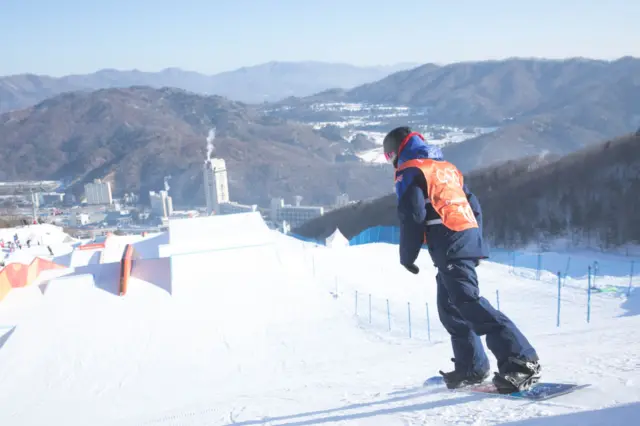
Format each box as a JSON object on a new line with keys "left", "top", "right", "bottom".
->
{"left": 439, "top": 358, "right": 490, "bottom": 390}
{"left": 492, "top": 357, "right": 542, "bottom": 394}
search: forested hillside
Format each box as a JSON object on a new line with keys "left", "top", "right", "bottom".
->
{"left": 0, "top": 86, "right": 393, "bottom": 206}
{"left": 477, "top": 133, "right": 640, "bottom": 249}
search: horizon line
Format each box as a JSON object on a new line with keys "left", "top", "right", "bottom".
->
{"left": 2, "top": 55, "right": 638, "bottom": 79}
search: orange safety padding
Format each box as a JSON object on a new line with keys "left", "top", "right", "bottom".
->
{"left": 0, "top": 274, "right": 11, "bottom": 302}
{"left": 0, "top": 257, "right": 65, "bottom": 302}
{"left": 3, "top": 263, "right": 28, "bottom": 288}
{"left": 78, "top": 234, "right": 111, "bottom": 251}
{"left": 26, "top": 260, "right": 39, "bottom": 285}
{"left": 29, "top": 258, "right": 65, "bottom": 285}
{"left": 78, "top": 243, "right": 106, "bottom": 251}
{"left": 119, "top": 244, "right": 138, "bottom": 296}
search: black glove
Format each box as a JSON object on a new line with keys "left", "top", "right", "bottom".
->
{"left": 403, "top": 263, "right": 419, "bottom": 274}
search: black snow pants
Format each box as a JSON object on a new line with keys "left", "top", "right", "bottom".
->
{"left": 436, "top": 259, "right": 538, "bottom": 374}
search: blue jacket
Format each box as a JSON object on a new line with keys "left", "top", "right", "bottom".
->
{"left": 395, "top": 135, "right": 489, "bottom": 269}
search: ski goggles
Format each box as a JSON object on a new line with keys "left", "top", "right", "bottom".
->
{"left": 384, "top": 150, "right": 397, "bottom": 164}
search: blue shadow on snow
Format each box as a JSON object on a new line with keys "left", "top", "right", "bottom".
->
{"left": 225, "top": 388, "right": 483, "bottom": 425}
{"left": 0, "top": 326, "right": 16, "bottom": 351}
{"left": 499, "top": 401, "right": 640, "bottom": 426}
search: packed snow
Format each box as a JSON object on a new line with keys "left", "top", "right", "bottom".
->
{"left": 0, "top": 214, "right": 639, "bottom": 425}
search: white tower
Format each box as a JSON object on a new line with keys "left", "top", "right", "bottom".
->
{"left": 203, "top": 158, "right": 229, "bottom": 215}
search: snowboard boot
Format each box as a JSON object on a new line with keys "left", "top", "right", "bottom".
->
{"left": 439, "top": 358, "right": 490, "bottom": 390}
{"left": 492, "top": 357, "right": 542, "bottom": 394}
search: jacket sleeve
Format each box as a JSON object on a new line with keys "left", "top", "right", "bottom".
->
{"left": 463, "top": 184, "right": 483, "bottom": 231}
{"left": 397, "top": 183, "right": 427, "bottom": 266}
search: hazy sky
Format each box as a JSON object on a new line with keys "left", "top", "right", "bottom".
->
{"left": 1, "top": 0, "right": 638, "bottom": 76}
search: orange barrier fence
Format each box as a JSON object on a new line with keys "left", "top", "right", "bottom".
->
{"left": 78, "top": 242, "right": 105, "bottom": 251}
{"left": 0, "top": 258, "right": 66, "bottom": 302}
{"left": 119, "top": 244, "right": 140, "bottom": 296}
{"left": 78, "top": 233, "right": 112, "bottom": 251}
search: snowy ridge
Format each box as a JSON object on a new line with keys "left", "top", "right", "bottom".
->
{"left": 0, "top": 223, "right": 71, "bottom": 265}
{"left": 0, "top": 215, "right": 638, "bottom": 425}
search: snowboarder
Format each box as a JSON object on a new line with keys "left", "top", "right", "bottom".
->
{"left": 383, "top": 126, "right": 541, "bottom": 394}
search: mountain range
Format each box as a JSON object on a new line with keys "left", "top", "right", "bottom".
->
{"left": 1, "top": 57, "right": 639, "bottom": 214}
{"left": 293, "top": 131, "right": 640, "bottom": 250}
{"left": 0, "top": 61, "right": 418, "bottom": 113}
{"left": 275, "top": 57, "right": 640, "bottom": 172}
{"left": 0, "top": 86, "right": 393, "bottom": 206}
{"left": 305, "top": 57, "right": 640, "bottom": 125}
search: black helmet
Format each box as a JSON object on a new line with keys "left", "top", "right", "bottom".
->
{"left": 383, "top": 126, "right": 412, "bottom": 167}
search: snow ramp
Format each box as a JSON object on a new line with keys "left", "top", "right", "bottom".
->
{"left": 0, "top": 214, "right": 429, "bottom": 425}
{"left": 166, "top": 211, "right": 274, "bottom": 254}
{"left": 101, "top": 234, "right": 153, "bottom": 264}
{"left": 129, "top": 257, "right": 171, "bottom": 294}
{"left": 132, "top": 231, "right": 169, "bottom": 259}
{"left": 68, "top": 248, "right": 102, "bottom": 268}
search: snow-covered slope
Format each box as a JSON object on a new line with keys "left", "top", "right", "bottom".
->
{"left": 0, "top": 223, "right": 69, "bottom": 245}
{"left": 0, "top": 216, "right": 639, "bottom": 425}
{"left": 0, "top": 223, "right": 74, "bottom": 265}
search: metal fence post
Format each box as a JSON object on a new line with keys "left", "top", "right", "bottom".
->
{"left": 556, "top": 272, "right": 562, "bottom": 327}
{"left": 587, "top": 266, "right": 592, "bottom": 323}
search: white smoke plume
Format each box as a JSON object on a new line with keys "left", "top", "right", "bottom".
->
{"left": 206, "top": 127, "right": 216, "bottom": 161}
{"left": 163, "top": 175, "right": 171, "bottom": 192}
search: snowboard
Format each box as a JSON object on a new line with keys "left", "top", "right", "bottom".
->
{"left": 423, "top": 375, "right": 589, "bottom": 401}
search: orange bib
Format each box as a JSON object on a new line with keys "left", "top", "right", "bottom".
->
{"left": 396, "top": 159, "right": 478, "bottom": 232}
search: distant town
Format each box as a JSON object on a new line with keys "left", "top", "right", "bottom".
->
{"left": 0, "top": 154, "right": 352, "bottom": 238}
